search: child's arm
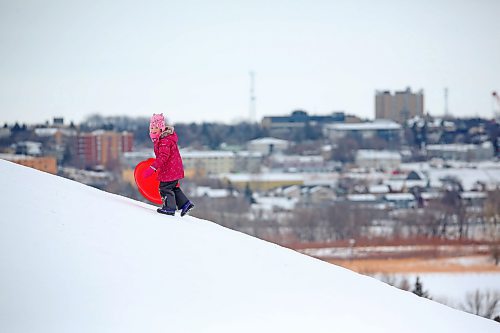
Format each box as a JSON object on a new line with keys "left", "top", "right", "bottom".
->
{"left": 150, "top": 140, "right": 171, "bottom": 171}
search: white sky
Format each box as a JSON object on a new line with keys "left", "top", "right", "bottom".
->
{"left": 1, "top": 0, "right": 499, "bottom": 125}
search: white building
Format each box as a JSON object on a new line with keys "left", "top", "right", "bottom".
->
{"left": 181, "top": 150, "right": 236, "bottom": 175}
{"left": 426, "top": 142, "right": 494, "bottom": 162}
{"left": 252, "top": 196, "right": 299, "bottom": 212}
{"left": 355, "top": 150, "right": 402, "bottom": 170}
{"left": 15, "top": 141, "right": 43, "bottom": 156}
{"left": 269, "top": 154, "right": 326, "bottom": 172}
{"left": 276, "top": 185, "right": 336, "bottom": 203}
{"left": 247, "top": 137, "right": 289, "bottom": 155}
{"left": 384, "top": 193, "right": 417, "bottom": 209}
{"left": 323, "top": 120, "right": 402, "bottom": 143}
{"left": 192, "top": 186, "right": 234, "bottom": 198}
{"left": 221, "top": 172, "right": 305, "bottom": 191}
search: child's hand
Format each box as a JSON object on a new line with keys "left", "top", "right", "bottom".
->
{"left": 143, "top": 166, "right": 155, "bottom": 178}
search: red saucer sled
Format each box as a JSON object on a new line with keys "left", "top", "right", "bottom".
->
{"left": 134, "top": 158, "right": 163, "bottom": 205}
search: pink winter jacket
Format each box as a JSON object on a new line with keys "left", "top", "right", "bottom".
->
{"left": 150, "top": 131, "right": 185, "bottom": 182}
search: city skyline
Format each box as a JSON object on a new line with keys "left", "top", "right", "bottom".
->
{"left": 1, "top": 0, "right": 499, "bottom": 125}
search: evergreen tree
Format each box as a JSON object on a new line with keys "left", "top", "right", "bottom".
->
{"left": 244, "top": 183, "right": 255, "bottom": 204}
{"left": 412, "top": 276, "right": 430, "bottom": 299}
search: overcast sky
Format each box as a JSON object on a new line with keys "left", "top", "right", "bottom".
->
{"left": 1, "top": 0, "right": 499, "bottom": 125}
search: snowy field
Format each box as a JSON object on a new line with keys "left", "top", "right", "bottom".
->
{"left": 394, "top": 273, "right": 500, "bottom": 308}
{"left": 1, "top": 159, "right": 499, "bottom": 333}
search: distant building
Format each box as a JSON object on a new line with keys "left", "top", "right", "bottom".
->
{"left": 368, "top": 184, "right": 390, "bottom": 194}
{"left": 181, "top": 150, "right": 236, "bottom": 177}
{"left": 383, "top": 193, "right": 417, "bottom": 209}
{"left": 426, "top": 142, "right": 494, "bottom": 161}
{"left": 375, "top": 87, "right": 424, "bottom": 124}
{"left": 121, "top": 151, "right": 154, "bottom": 169}
{"left": 234, "top": 151, "right": 263, "bottom": 173}
{"left": 278, "top": 185, "right": 336, "bottom": 204}
{"left": 0, "top": 154, "right": 57, "bottom": 174}
{"left": 192, "top": 186, "right": 234, "bottom": 198}
{"left": 53, "top": 117, "right": 65, "bottom": 127}
{"left": 75, "top": 131, "right": 133, "bottom": 169}
{"left": 323, "top": 120, "right": 402, "bottom": 144}
{"left": 34, "top": 127, "right": 78, "bottom": 163}
{"left": 221, "top": 173, "right": 304, "bottom": 191}
{"left": 252, "top": 196, "right": 299, "bottom": 212}
{"left": 420, "top": 192, "right": 442, "bottom": 206}
{"left": 460, "top": 191, "right": 487, "bottom": 208}
{"left": 262, "top": 110, "right": 345, "bottom": 138}
{"left": 15, "top": 141, "right": 43, "bottom": 156}
{"left": 34, "top": 128, "right": 78, "bottom": 142}
{"left": 59, "top": 167, "right": 112, "bottom": 188}
{"left": 269, "top": 154, "right": 327, "bottom": 172}
{"left": 0, "top": 127, "right": 11, "bottom": 138}
{"left": 247, "top": 137, "right": 289, "bottom": 155}
{"left": 355, "top": 150, "right": 401, "bottom": 170}
{"left": 346, "top": 194, "right": 381, "bottom": 208}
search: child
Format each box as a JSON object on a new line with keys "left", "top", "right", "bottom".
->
{"left": 143, "top": 113, "right": 195, "bottom": 216}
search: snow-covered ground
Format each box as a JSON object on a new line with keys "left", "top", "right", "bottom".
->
{"left": 0, "top": 159, "right": 499, "bottom": 333}
{"left": 373, "top": 272, "right": 500, "bottom": 308}
{"left": 403, "top": 273, "right": 500, "bottom": 307}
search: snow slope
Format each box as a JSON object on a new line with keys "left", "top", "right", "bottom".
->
{"left": 0, "top": 159, "right": 498, "bottom": 333}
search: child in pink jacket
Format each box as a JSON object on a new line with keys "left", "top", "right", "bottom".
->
{"left": 143, "top": 113, "right": 194, "bottom": 216}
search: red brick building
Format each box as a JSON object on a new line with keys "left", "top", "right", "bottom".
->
{"left": 76, "top": 131, "right": 133, "bottom": 169}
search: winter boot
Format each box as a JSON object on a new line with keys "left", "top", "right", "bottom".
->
{"left": 157, "top": 207, "right": 175, "bottom": 216}
{"left": 180, "top": 201, "right": 195, "bottom": 217}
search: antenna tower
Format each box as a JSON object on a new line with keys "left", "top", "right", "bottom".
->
{"left": 249, "top": 71, "right": 256, "bottom": 123}
{"left": 444, "top": 87, "right": 450, "bottom": 117}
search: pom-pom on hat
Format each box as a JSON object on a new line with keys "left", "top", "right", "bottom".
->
{"left": 150, "top": 113, "right": 166, "bottom": 131}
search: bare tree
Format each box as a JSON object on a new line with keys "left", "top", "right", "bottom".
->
{"left": 460, "top": 289, "right": 500, "bottom": 320}
{"left": 191, "top": 196, "right": 252, "bottom": 232}
{"left": 493, "top": 246, "right": 500, "bottom": 266}
{"left": 377, "top": 274, "right": 411, "bottom": 292}
{"left": 484, "top": 190, "right": 500, "bottom": 265}
{"left": 440, "top": 189, "right": 463, "bottom": 238}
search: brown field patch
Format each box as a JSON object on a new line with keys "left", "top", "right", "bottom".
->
{"left": 326, "top": 255, "right": 500, "bottom": 274}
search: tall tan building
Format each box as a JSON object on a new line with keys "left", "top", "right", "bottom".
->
{"left": 375, "top": 87, "right": 424, "bottom": 124}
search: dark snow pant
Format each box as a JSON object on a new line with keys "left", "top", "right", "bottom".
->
{"left": 159, "top": 180, "right": 189, "bottom": 211}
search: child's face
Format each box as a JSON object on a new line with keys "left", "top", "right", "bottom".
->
{"left": 149, "top": 126, "right": 162, "bottom": 141}
{"left": 149, "top": 126, "right": 161, "bottom": 135}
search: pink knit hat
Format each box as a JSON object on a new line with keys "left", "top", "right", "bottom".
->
{"left": 150, "top": 113, "right": 166, "bottom": 131}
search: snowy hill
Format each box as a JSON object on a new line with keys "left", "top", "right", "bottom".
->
{"left": 0, "top": 159, "right": 498, "bottom": 333}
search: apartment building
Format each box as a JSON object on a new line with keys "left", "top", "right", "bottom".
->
{"left": 76, "top": 131, "right": 133, "bottom": 169}
{"left": 376, "top": 87, "right": 424, "bottom": 124}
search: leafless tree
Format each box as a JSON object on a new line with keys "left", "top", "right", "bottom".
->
{"left": 484, "top": 190, "right": 500, "bottom": 265}
{"left": 377, "top": 274, "right": 411, "bottom": 292}
{"left": 460, "top": 289, "right": 500, "bottom": 320}
{"left": 439, "top": 189, "right": 463, "bottom": 238}
{"left": 191, "top": 196, "right": 252, "bottom": 232}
